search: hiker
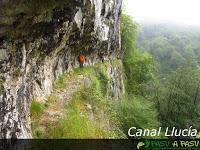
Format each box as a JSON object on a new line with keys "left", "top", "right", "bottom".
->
{"left": 99, "top": 52, "right": 105, "bottom": 63}
{"left": 78, "top": 52, "right": 85, "bottom": 68}
{"left": 88, "top": 47, "right": 93, "bottom": 54}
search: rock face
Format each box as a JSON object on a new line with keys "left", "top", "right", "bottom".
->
{"left": 0, "top": 0, "right": 122, "bottom": 138}
{"left": 107, "top": 61, "right": 125, "bottom": 100}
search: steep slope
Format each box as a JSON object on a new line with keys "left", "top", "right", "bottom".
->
{"left": 0, "top": 0, "right": 122, "bottom": 138}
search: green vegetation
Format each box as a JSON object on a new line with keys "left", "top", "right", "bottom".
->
{"left": 120, "top": 14, "right": 200, "bottom": 138}
{"left": 31, "top": 60, "right": 125, "bottom": 138}
{"left": 45, "top": 88, "right": 118, "bottom": 138}
{"left": 30, "top": 100, "right": 45, "bottom": 120}
{"left": 30, "top": 100, "right": 46, "bottom": 137}
{"left": 123, "top": 50, "right": 154, "bottom": 95}
{"left": 120, "top": 13, "right": 161, "bottom": 137}
{"left": 134, "top": 23, "right": 200, "bottom": 133}
{"left": 114, "top": 97, "right": 160, "bottom": 137}
{"left": 121, "top": 14, "right": 137, "bottom": 57}
{"left": 122, "top": 14, "right": 154, "bottom": 95}
{"left": 53, "top": 73, "right": 71, "bottom": 90}
{"left": 153, "top": 64, "right": 200, "bottom": 130}
{"left": 47, "top": 108, "right": 106, "bottom": 138}
{"left": 136, "top": 24, "right": 200, "bottom": 73}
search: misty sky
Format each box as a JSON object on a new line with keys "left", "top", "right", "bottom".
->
{"left": 125, "top": 0, "right": 200, "bottom": 25}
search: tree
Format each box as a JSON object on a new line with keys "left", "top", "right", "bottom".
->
{"left": 123, "top": 50, "right": 154, "bottom": 95}
{"left": 121, "top": 14, "right": 137, "bottom": 58}
{"left": 121, "top": 14, "right": 154, "bottom": 95}
{"left": 157, "top": 63, "right": 200, "bottom": 130}
{"left": 119, "top": 13, "right": 160, "bottom": 137}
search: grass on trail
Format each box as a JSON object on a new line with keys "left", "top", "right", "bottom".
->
{"left": 31, "top": 60, "right": 125, "bottom": 139}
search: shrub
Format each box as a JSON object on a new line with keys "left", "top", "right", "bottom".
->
{"left": 114, "top": 96, "right": 160, "bottom": 137}
{"left": 30, "top": 100, "right": 45, "bottom": 120}
{"left": 54, "top": 74, "right": 70, "bottom": 89}
{"left": 46, "top": 108, "right": 112, "bottom": 138}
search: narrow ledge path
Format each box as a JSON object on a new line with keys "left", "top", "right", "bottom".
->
{"left": 39, "top": 75, "right": 88, "bottom": 127}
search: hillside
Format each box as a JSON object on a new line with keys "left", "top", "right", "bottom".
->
{"left": 134, "top": 23, "right": 200, "bottom": 135}
{"left": 136, "top": 23, "right": 200, "bottom": 73}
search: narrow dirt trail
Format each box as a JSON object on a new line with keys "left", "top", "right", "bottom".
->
{"left": 40, "top": 75, "right": 87, "bottom": 125}
{"left": 57, "top": 75, "right": 87, "bottom": 101}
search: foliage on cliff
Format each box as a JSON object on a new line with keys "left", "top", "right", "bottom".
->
{"left": 123, "top": 19, "right": 200, "bottom": 140}
{"left": 120, "top": 14, "right": 200, "bottom": 137}
{"left": 120, "top": 13, "right": 160, "bottom": 137}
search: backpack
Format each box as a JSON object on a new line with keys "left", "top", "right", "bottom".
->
{"left": 79, "top": 54, "right": 85, "bottom": 63}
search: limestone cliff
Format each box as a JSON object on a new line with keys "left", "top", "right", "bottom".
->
{"left": 0, "top": 0, "right": 122, "bottom": 138}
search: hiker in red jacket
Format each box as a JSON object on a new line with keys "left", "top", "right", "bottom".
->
{"left": 78, "top": 53, "right": 85, "bottom": 68}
